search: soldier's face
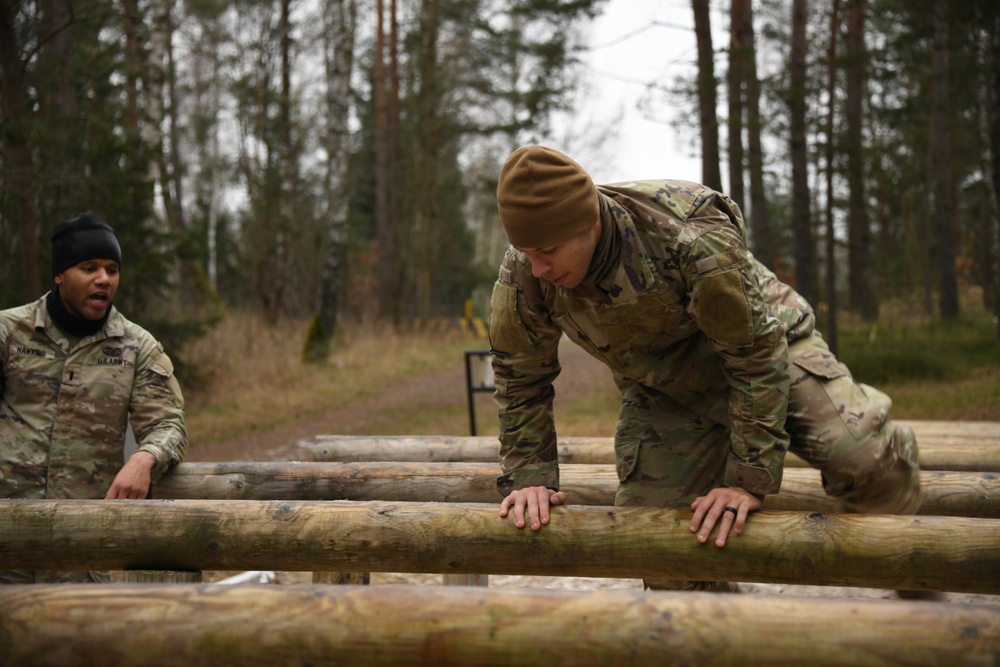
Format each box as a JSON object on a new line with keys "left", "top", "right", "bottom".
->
{"left": 54, "top": 259, "right": 120, "bottom": 320}
{"left": 518, "top": 218, "right": 602, "bottom": 289}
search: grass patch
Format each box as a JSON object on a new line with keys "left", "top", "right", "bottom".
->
{"left": 834, "top": 314, "right": 1000, "bottom": 420}
{"left": 836, "top": 317, "right": 998, "bottom": 385}
{"left": 181, "top": 312, "right": 473, "bottom": 444}
{"left": 181, "top": 309, "right": 999, "bottom": 448}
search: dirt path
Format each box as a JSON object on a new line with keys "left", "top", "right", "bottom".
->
{"left": 188, "top": 340, "right": 606, "bottom": 462}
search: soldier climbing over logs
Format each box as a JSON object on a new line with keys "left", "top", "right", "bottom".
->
{"left": 488, "top": 146, "right": 921, "bottom": 592}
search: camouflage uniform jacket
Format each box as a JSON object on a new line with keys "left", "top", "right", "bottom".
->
{"left": 0, "top": 294, "right": 186, "bottom": 498}
{"left": 489, "top": 180, "right": 816, "bottom": 498}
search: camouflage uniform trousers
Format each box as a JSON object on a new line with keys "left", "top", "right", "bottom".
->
{"left": 614, "top": 333, "right": 922, "bottom": 591}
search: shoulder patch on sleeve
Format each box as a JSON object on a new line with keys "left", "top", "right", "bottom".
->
{"left": 151, "top": 351, "right": 175, "bottom": 378}
{"left": 693, "top": 269, "right": 753, "bottom": 347}
{"left": 489, "top": 282, "right": 534, "bottom": 355}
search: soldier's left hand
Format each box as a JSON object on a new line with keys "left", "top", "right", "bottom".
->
{"left": 689, "top": 487, "right": 762, "bottom": 548}
{"left": 105, "top": 451, "right": 156, "bottom": 499}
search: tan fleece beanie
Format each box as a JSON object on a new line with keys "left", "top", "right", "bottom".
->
{"left": 496, "top": 145, "right": 599, "bottom": 249}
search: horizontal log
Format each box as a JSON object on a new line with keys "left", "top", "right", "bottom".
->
{"left": 306, "top": 432, "right": 1000, "bottom": 472}
{"left": 1, "top": 500, "right": 998, "bottom": 593}
{"left": 901, "top": 419, "right": 1000, "bottom": 438}
{"left": 154, "top": 462, "right": 1000, "bottom": 518}
{"left": 2, "top": 584, "right": 997, "bottom": 667}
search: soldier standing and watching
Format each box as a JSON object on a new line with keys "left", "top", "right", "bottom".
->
{"left": 0, "top": 212, "right": 187, "bottom": 584}
{"left": 489, "top": 146, "right": 921, "bottom": 591}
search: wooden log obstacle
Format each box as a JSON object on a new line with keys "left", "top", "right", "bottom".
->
{"left": 153, "top": 461, "right": 1000, "bottom": 518}
{"left": 305, "top": 423, "right": 1000, "bottom": 472}
{"left": 4, "top": 422, "right": 998, "bottom": 664}
{"left": 2, "top": 584, "right": 998, "bottom": 667}
{"left": 1, "top": 499, "right": 998, "bottom": 594}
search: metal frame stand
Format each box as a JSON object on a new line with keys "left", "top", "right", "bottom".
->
{"left": 464, "top": 349, "right": 495, "bottom": 436}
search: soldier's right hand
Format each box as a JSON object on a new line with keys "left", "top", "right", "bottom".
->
{"left": 499, "top": 486, "right": 566, "bottom": 531}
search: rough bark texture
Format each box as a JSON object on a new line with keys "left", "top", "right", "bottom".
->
{"left": 845, "top": 0, "right": 879, "bottom": 321}
{"left": 2, "top": 500, "right": 998, "bottom": 592}
{"left": 302, "top": 425, "right": 1000, "bottom": 472}
{"left": 373, "top": 0, "right": 393, "bottom": 321}
{"left": 692, "top": 0, "right": 723, "bottom": 191}
{"left": 0, "top": 1, "right": 41, "bottom": 302}
{"left": 2, "top": 584, "right": 998, "bottom": 667}
{"left": 789, "top": 0, "right": 819, "bottom": 304}
{"left": 305, "top": 0, "right": 356, "bottom": 362}
{"left": 415, "top": 0, "right": 441, "bottom": 322}
{"left": 740, "top": 0, "right": 775, "bottom": 268}
{"left": 930, "top": 0, "right": 959, "bottom": 319}
{"left": 727, "top": 0, "right": 748, "bottom": 211}
{"left": 151, "top": 462, "right": 999, "bottom": 518}
{"left": 823, "top": 0, "right": 841, "bottom": 353}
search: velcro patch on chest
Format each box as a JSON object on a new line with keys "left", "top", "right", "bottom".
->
{"left": 693, "top": 269, "right": 753, "bottom": 347}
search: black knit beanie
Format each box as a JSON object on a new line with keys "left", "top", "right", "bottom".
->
{"left": 51, "top": 212, "right": 122, "bottom": 276}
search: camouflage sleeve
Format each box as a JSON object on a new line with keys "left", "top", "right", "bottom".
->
{"left": 683, "top": 197, "right": 789, "bottom": 497}
{"left": 750, "top": 255, "right": 816, "bottom": 342}
{"left": 488, "top": 247, "right": 564, "bottom": 496}
{"left": 129, "top": 335, "right": 187, "bottom": 481}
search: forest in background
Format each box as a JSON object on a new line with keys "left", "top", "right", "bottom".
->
{"left": 2, "top": 0, "right": 1000, "bottom": 362}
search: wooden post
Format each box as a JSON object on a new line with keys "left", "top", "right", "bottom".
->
{"left": 153, "top": 462, "right": 1000, "bottom": 518}
{"left": 305, "top": 430, "right": 1000, "bottom": 472}
{"left": 1, "top": 499, "right": 998, "bottom": 593}
{"left": 1, "top": 584, "right": 997, "bottom": 666}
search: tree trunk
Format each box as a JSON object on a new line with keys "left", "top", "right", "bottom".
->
{"left": 389, "top": 0, "right": 405, "bottom": 324}
{"left": 692, "top": 0, "right": 722, "bottom": 191}
{"left": 152, "top": 0, "right": 202, "bottom": 306}
{"left": 740, "top": 0, "right": 775, "bottom": 268}
{"left": 158, "top": 0, "right": 183, "bottom": 236}
{"left": 824, "top": 0, "right": 841, "bottom": 353}
{"left": 163, "top": 2, "right": 199, "bottom": 302}
{"left": 416, "top": 0, "right": 441, "bottom": 324}
{"left": 789, "top": 0, "right": 819, "bottom": 304}
{"left": 727, "top": 0, "right": 748, "bottom": 211}
{"left": 4, "top": 585, "right": 999, "bottom": 667}
{"left": 273, "top": 0, "right": 294, "bottom": 315}
{"left": 121, "top": 0, "right": 142, "bottom": 131}
{"left": 189, "top": 10, "right": 224, "bottom": 296}
{"left": 931, "top": 0, "right": 959, "bottom": 319}
{"left": 992, "top": 12, "right": 1000, "bottom": 338}
{"left": 305, "top": 0, "right": 356, "bottom": 362}
{"left": 153, "top": 462, "right": 1000, "bottom": 519}
{"left": 2, "top": 500, "right": 998, "bottom": 592}
{"left": 374, "top": 0, "right": 393, "bottom": 322}
{"left": 0, "top": 1, "right": 42, "bottom": 301}
{"left": 976, "top": 11, "right": 1000, "bottom": 336}
{"left": 146, "top": 0, "right": 170, "bottom": 223}
{"left": 845, "top": 0, "right": 879, "bottom": 321}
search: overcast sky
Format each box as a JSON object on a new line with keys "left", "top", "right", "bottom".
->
{"left": 567, "top": 0, "right": 711, "bottom": 184}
